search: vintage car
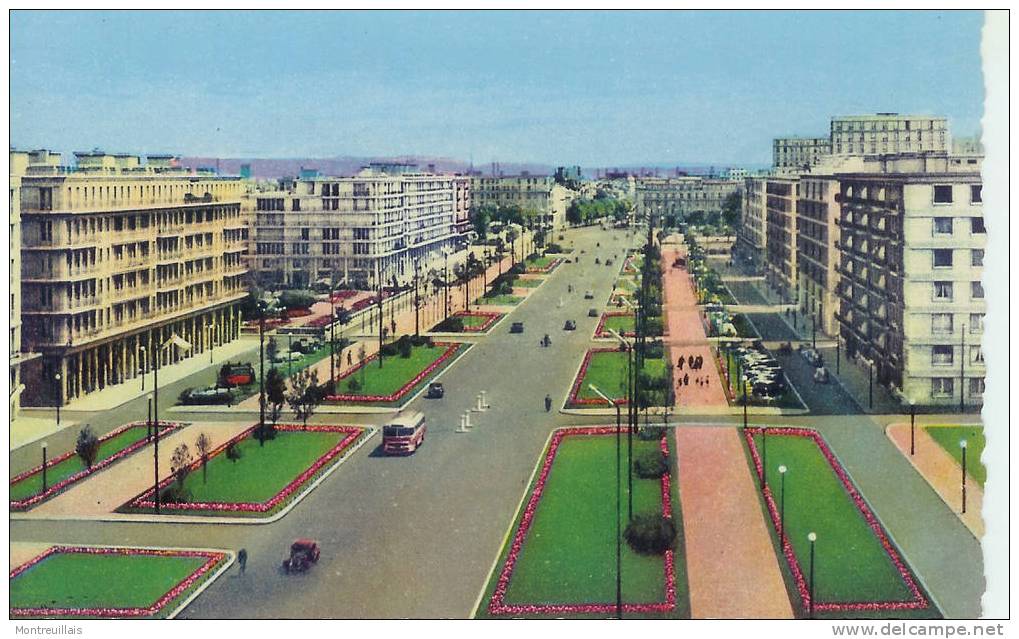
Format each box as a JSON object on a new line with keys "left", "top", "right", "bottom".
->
{"left": 282, "top": 539, "right": 320, "bottom": 574}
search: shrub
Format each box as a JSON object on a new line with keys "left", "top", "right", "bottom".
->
{"left": 277, "top": 289, "right": 316, "bottom": 310}
{"left": 645, "top": 317, "right": 664, "bottom": 337}
{"left": 397, "top": 335, "right": 413, "bottom": 358}
{"left": 546, "top": 243, "right": 564, "bottom": 254}
{"left": 380, "top": 343, "right": 399, "bottom": 357}
{"left": 624, "top": 514, "right": 676, "bottom": 555}
{"left": 634, "top": 449, "right": 668, "bottom": 478}
{"left": 637, "top": 423, "right": 669, "bottom": 441}
{"left": 437, "top": 316, "right": 465, "bottom": 332}
{"left": 347, "top": 377, "right": 363, "bottom": 392}
{"left": 410, "top": 334, "right": 432, "bottom": 347}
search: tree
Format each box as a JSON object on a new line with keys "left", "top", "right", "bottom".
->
{"left": 265, "top": 367, "right": 286, "bottom": 434}
{"left": 266, "top": 336, "right": 279, "bottom": 365}
{"left": 75, "top": 425, "right": 100, "bottom": 469}
{"left": 170, "top": 443, "right": 194, "bottom": 491}
{"left": 287, "top": 368, "right": 324, "bottom": 430}
{"left": 721, "top": 191, "right": 742, "bottom": 229}
{"left": 278, "top": 289, "right": 316, "bottom": 310}
{"left": 195, "top": 432, "right": 211, "bottom": 484}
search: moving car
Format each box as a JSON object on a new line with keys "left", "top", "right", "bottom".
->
{"left": 584, "top": 290, "right": 595, "bottom": 299}
{"left": 588, "top": 308, "right": 599, "bottom": 317}
{"left": 426, "top": 382, "right": 445, "bottom": 399}
{"left": 813, "top": 367, "right": 830, "bottom": 384}
{"left": 510, "top": 321, "right": 525, "bottom": 333}
{"left": 563, "top": 320, "right": 577, "bottom": 331}
{"left": 282, "top": 539, "right": 320, "bottom": 574}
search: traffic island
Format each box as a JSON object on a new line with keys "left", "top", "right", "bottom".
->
{"left": 325, "top": 341, "right": 469, "bottom": 406}
{"left": 475, "top": 293, "right": 524, "bottom": 307}
{"left": 476, "top": 426, "right": 689, "bottom": 619}
{"left": 594, "top": 311, "right": 636, "bottom": 339}
{"left": 10, "top": 545, "right": 231, "bottom": 619}
{"left": 118, "top": 424, "right": 368, "bottom": 519}
{"left": 524, "top": 256, "right": 563, "bottom": 274}
{"left": 430, "top": 310, "right": 505, "bottom": 334}
{"left": 743, "top": 427, "right": 939, "bottom": 619}
{"left": 566, "top": 348, "right": 669, "bottom": 409}
{"left": 10, "top": 421, "right": 184, "bottom": 512}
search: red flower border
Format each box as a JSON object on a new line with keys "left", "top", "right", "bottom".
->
{"left": 10, "top": 545, "right": 227, "bottom": 618}
{"left": 743, "top": 427, "right": 929, "bottom": 612}
{"left": 10, "top": 421, "right": 184, "bottom": 511}
{"left": 325, "top": 342, "right": 463, "bottom": 403}
{"left": 567, "top": 349, "right": 628, "bottom": 407}
{"left": 123, "top": 424, "right": 365, "bottom": 514}
{"left": 449, "top": 310, "right": 503, "bottom": 333}
{"left": 487, "top": 426, "right": 676, "bottom": 616}
{"left": 595, "top": 311, "right": 637, "bottom": 339}
{"left": 525, "top": 257, "right": 563, "bottom": 274}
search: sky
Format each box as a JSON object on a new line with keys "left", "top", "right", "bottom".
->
{"left": 10, "top": 10, "right": 986, "bottom": 167}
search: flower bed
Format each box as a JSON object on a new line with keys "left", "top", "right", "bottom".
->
{"left": 329, "top": 290, "right": 358, "bottom": 302}
{"left": 306, "top": 314, "right": 334, "bottom": 328}
{"left": 567, "top": 349, "right": 628, "bottom": 407}
{"left": 121, "top": 424, "right": 366, "bottom": 516}
{"left": 10, "top": 545, "right": 228, "bottom": 619}
{"left": 594, "top": 311, "right": 636, "bottom": 339}
{"left": 487, "top": 426, "right": 677, "bottom": 616}
{"left": 10, "top": 421, "right": 184, "bottom": 511}
{"left": 743, "top": 427, "right": 929, "bottom": 613}
{"left": 326, "top": 342, "right": 462, "bottom": 403}
{"left": 284, "top": 307, "right": 312, "bottom": 318}
{"left": 525, "top": 257, "right": 563, "bottom": 274}
{"left": 451, "top": 310, "right": 503, "bottom": 333}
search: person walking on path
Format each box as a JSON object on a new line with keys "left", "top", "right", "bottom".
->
{"left": 238, "top": 548, "right": 248, "bottom": 574}
{"left": 678, "top": 355, "right": 685, "bottom": 370}
{"left": 347, "top": 351, "right": 352, "bottom": 367}
{"left": 544, "top": 394, "right": 553, "bottom": 412}
{"left": 683, "top": 373, "right": 689, "bottom": 387}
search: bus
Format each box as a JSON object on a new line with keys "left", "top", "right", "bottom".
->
{"left": 382, "top": 411, "right": 427, "bottom": 455}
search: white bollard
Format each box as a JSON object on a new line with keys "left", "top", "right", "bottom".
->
{"left": 464, "top": 410, "right": 472, "bottom": 429}
{"left": 457, "top": 413, "right": 467, "bottom": 433}
{"left": 481, "top": 390, "right": 489, "bottom": 409}
{"left": 476, "top": 393, "right": 485, "bottom": 412}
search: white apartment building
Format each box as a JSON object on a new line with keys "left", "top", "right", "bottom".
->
{"left": 635, "top": 176, "right": 743, "bottom": 220}
{"left": 773, "top": 137, "right": 832, "bottom": 171}
{"left": 764, "top": 176, "right": 799, "bottom": 300}
{"left": 250, "top": 167, "right": 465, "bottom": 290}
{"left": 796, "top": 175, "right": 840, "bottom": 336}
{"left": 18, "top": 153, "right": 249, "bottom": 407}
{"left": 830, "top": 114, "right": 950, "bottom": 157}
{"left": 738, "top": 177, "right": 768, "bottom": 271}
{"left": 469, "top": 175, "right": 573, "bottom": 229}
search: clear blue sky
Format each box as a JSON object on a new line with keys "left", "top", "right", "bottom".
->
{"left": 10, "top": 10, "right": 985, "bottom": 166}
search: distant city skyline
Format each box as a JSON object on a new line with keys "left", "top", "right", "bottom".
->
{"left": 11, "top": 10, "right": 985, "bottom": 166}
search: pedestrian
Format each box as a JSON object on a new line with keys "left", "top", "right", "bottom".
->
{"left": 683, "top": 373, "right": 689, "bottom": 387}
{"left": 544, "top": 394, "right": 552, "bottom": 412}
{"left": 678, "top": 355, "right": 685, "bottom": 370}
{"left": 696, "top": 355, "right": 704, "bottom": 370}
{"left": 347, "top": 351, "right": 352, "bottom": 367}
{"left": 391, "top": 319, "right": 396, "bottom": 336}
{"left": 238, "top": 548, "right": 248, "bottom": 574}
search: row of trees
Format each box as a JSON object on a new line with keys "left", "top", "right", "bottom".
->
{"left": 566, "top": 197, "right": 630, "bottom": 225}
{"left": 470, "top": 203, "right": 540, "bottom": 240}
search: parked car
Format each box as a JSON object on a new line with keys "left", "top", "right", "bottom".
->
{"left": 426, "top": 382, "right": 445, "bottom": 399}
{"left": 801, "top": 348, "right": 821, "bottom": 367}
{"left": 813, "top": 367, "right": 830, "bottom": 384}
{"left": 180, "top": 386, "right": 234, "bottom": 405}
{"left": 563, "top": 320, "right": 577, "bottom": 331}
{"left": 510, "top": 321, "right": 525, "bottom": 333}
{"left": 282, "top": 539, "right": 320, "bottom": 574}
{"left": 584, "top": 290, "right": 595, "bottom": 299}
{"left": 273, "top": 351, "right": 304, "bottom": 364}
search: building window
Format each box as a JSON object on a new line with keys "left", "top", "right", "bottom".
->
{"left": 969, "top": 377, "right": 985, "bottom": 396}
{"left": 933, "top": 217, "right": 953, "bottom": 234}
{"left": 970, "top": 346, "right": 984, "bottom": 365}
{"left": 933, "top": 249, "right": 953, "bottom": 268}
{"left": 971, "top": 217, "right": 986, "bottom": 233}
{"left": 971, "top": 249, "right": 984, "bottom": 267}
{"left": 931, "top": 378, "right": 954, "bottom": 398}
{"left": 933, "top": 281, "right": 953, "bottom": 301}
{"left": 971, "top": 281, "right": 984, "bottom": 299}
{"left": 932, "top": 345, "right": 954, "bottom": 366}
{"left": 931, "top": 313, "right": 954, "bottom": 335}
{"left": 970, "top": 185, "right": 982, "bottom": 203}
{"left": 970, "top": 313, "right": 984, "bottom": 333}
{"left": 933, "top": 185, "right": 953, "bottom": 204}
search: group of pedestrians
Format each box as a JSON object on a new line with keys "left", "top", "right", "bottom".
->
{"left": 676, "top": 354, "right": 704, "bottom": 371}
{"left": 675, "top": 373, "right": 711, "bottom": 388}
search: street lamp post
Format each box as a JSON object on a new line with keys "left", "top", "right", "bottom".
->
{"left": 41, "top": 442, "right": 48, "bottom": 493}
{"left": 153, "top": 337, "right": 161, "bottom": 514}
{"left": 811, "top": 313, "right": 816, "bottom": 350}
{"left": 54, "top": 373, "right": 62, "bottom": 426}
{"left": 207, "top": 324, "right": 215, "bottom": 363}
{"left": 607, "top": 326, "right": 634, "bottom": 521}
{"left": 778, "top": 465, "right": 787, "bottom": 545}
{"left": 909, "top": 401, "right": 917, "bottom": 456}
{"left": 761, "top": 427, "right": 768, "bottom": 489}
{"left": 414, "top": 259, "right": 421, "bottom": 337}
{"left": 257, "top": 301, "right": 267, "bottom": 446}
{"left": 588, "top": 383, "right": 623, "bottom": 620}
{"left": 807, "top": 532, "right": 817, "bottom": 618}
{"left": 140, "top": 345, "right": 147, "bottom": 390}
{"left": 960, "top": 439, "right": 968, "bottom": 514}
{"left": 443, "top": 250, "right": 450, "bottom": 322}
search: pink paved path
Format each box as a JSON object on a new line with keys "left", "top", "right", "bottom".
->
{"left": 661, "top": 246, "right": 729, "bottom": 408}
{"left": 676, "top": 427, "right": 794, "bottom": 618}
{"left": 888, "top": 423, "right": 984, "bottom": 538}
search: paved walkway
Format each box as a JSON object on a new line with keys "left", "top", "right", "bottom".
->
{"left": 661, "top": 246, "right": 729, "bottom": 408}
{"left": 10, "top": 542, "right": 53, "bottom": 570}
{"left": 887, "top": 423, "right": 984, "bottom": 538}
{"left": 675, "top": 427, "right": 794, "bottom": 618}
{"left": 27, "top": 421, "right": 252, "bottom": 518}
{"left": 10, "top": 414, "right": 79, "bottom": 451}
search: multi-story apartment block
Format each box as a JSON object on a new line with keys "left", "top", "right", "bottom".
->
{"left": 830, "top": 114, "right": 950, "bottom": 157}
{"left": 773, "top": 137, "right": 832, "bottom": 171}
{"left": 737, "top": 177, "right": 768, "bottom": 271}
{"left": 764, "top": 177, "right": 799, "bottom": 299}
{"left": 834, "top": 155, "right": 984, "bottom": 406}
{"left": 470, "top": 174, "right": 573, "bottom": 229}
{"left": 635, "top": 177, "right": 743, "bottom": 220}
{"left": 18, "top": 153, "right": 249, "bottom": 407}
{"left": 250, "top": 167, "right": 462, "bottom": 290}
{"left": 796, "top": 175, "right": 840, "bottom": 336}
{"left": 453, "top": 175, "right": 472, "bottom": 236}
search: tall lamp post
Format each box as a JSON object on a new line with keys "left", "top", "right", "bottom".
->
{"left": 414, "top": 258, "right": 421, "bottom": 337}
{"left": 909, "top": 401, "right": 917, "bottom": 456}
{"left": 778, "top": 465, "right": 787, "bottom": 545}
{"left": 257, "top": 300, "right": 267, "bottom": 446}
{"left": 607, "top": 326, "right": 634, "bottom": 521}
{"left": 960, "top": 439, "right": 968, "bottom": 514}
{"left": 140, "top": 345, "right": 147, "bottom": 390}
{"left": 443, "top": 249, "right": 451, "bottom": 322}
{"left": 54, "top": 372, "right": 62, "bottom": 426}
{"left": 41, "top": 441, "right": 48, "bottom": 493}
{"left": 807, "top": 532, "right": 817, "bottom": 618}
{"left": 588, "top": 384, "right": 623, "bottom": 620}
{"left": 207, "top": 324, "right": 215, "bottom": 363}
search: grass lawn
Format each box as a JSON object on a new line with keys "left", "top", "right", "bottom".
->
{"left": 574, "top": 351, "right": 666, "bottom": 403}
{"left": 526, "top": 255, "right": 556, "bottom": 269}
{"left": 925, "top": 425, "right": 985, "bottom": 486}
{"left": 477, "top": 294, "right": 523, "bottom": 306}
{"left": 749, "top": 431, "right": 935, "bottom": 617}
{"left": 459, "top": 314, "right": 492, "bottom": 328}
{"left": 602, "top": 313, "right": 636, "bottom": 335}
{"left": 478, "top": 430, "right": 689, "bottom": 618}
{"left": 339, "top": 344, "right": 449, "bottom": 397}
{"left": 10, "top": 550, "right": 212, "bottom": 617}
{"left": 11, "top": 425, "right": 154, "bottom": 502}
{"left": 514, "top": 278, "right": 544, "bottom": 288}
{"left": 615, "top": 278, "right": 638, "bottom": 292}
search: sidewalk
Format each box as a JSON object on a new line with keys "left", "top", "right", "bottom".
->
{"left": 10, "top": 414, "right": 79, "bottom": 451}
{"left": 675, "top": 427, "right": 794, "bottom": 618}
{"left": 816, "top": 345, "right": 903, "bottom": 414}
{"left": 59, "top": 337, "right": 259, "bottom": 413}
{"left": 886, "top": 423, "right": 983, "bottom": 538}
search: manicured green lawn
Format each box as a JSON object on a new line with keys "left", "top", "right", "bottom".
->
{"left": 526, "top": 256, "right": 556, "bottom": 269}
{"left": 11, "top": 551, "right": 207, "bottom": 612}
{"left": 575, "top": 351, "right": 666, "bottom": 403}
{"left": 925, "top": 425, "right": 985, "bottom": 486}
{"left": 165, "top": 429, "right": 343, "bottom": 504}
{"left": 504, "top": 436, "right": 669, "bottom": 604}
{"left": 477, "top": 294, "right": 523, "bottom": 306}
{"left": 459, "top": 314, "right": 491, "bottom": 328}
{"left": 11, "top": 426, "right": 151, "bottom": 501}
{"left": 514, "top": 278, "right": 544, "bottom": 288}
{"left": 753, "top": 433, "right": 916, "bottom": 604}
{"left": 341, "top": 345, "right": 448, "bottom": 396}
{"left": 602, "top": 313, "right": 636, "bottom": 335}
{"left": 615, "top": 278, "right": 638, "bottom": 292}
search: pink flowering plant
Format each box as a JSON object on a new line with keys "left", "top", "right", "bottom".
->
{"left": 10, "top": 545, "right": 228, "bottom": 619}
{"left": 525, "top": 257, "right": 563, "bottom": 274}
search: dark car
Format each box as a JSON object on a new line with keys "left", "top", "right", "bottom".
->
{"left": 510, "top": 321, "right": 525, "bottom": 333}
{"left": 584, "top": 290, "right": 595, "bottom": 299}
{"left": 587, "top": 308, "right": 598, "bottom": 318}
{"left": 426, "top": 382, "right": 444, "bottom": 399}
{"left": 563, "top": 320, "right": 577, "bottom": 331}
{"left": 282, "top": 538, "right": 320, "bottom": 574}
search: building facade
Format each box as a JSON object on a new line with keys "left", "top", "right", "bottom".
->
{"left": 18, "top": 153, "right": 249, "bottom": 407}
{"left": 796, "top": 175, "right": 840, "bottom": 336}
{"left": 773, "top": 137, "right": 832, "bottom": 171}
{"left": 830, "top": 114, "right": 950, "bottom": 157}
{"left": 764, "top": 177, "right": 799, "bottom": 300}
{"left": 250, "top": 168, "right": 463, "bottom": 290}
{"left": 834, "top": 158, "right": 984, "bottom": 406}
{"left": 737, "top": 177, "right": 768, "bottom": 271}
{"left": 635, "top": 177, "right": 743, "bottom": 220}
{"left": 469, "top": 175, "right": 573, "bottom": 229}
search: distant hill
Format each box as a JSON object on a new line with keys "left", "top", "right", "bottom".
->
{"left": 180, "top": 155, "right": 558, "bottom": 179}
